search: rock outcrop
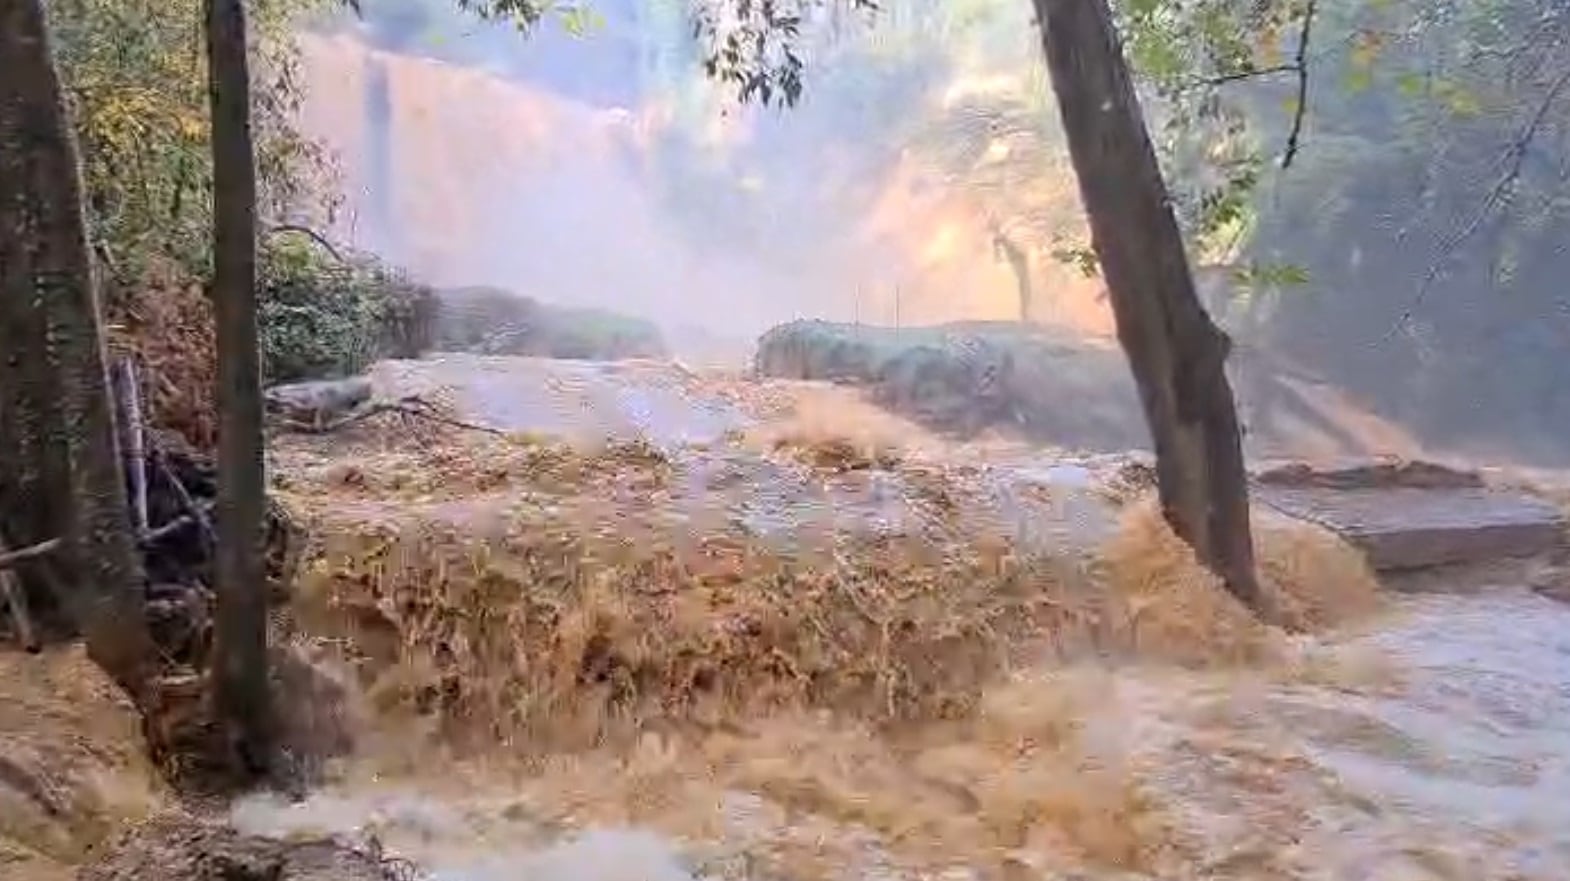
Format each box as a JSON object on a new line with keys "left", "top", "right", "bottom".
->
{"left": 79, "top": 817, "right": 400, "bottom": 881}
{"left": 1254, "top": 458, "right": 1566, "bottom": 572}
{"left": 433, "top": 285, "right": 667, "bottom": 361}
{"left": 754, "top": 320, "right": 1147, "bottom": 450}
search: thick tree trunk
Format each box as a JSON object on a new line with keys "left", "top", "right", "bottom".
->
{"left": 0, "top": 0, "right": 157, "bottom": 684}
{"left": 206, "top": 0, "right": 273, "bottom": 777}
{"left": 1029, "top": 0, "right": 1265, "bottom": 610}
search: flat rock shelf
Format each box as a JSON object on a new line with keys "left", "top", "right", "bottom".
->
{"left": 1256, "top": 484, "right": 1565, "bottom": 572}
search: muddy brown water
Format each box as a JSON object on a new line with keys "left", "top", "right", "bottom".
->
{"left": 230, "top": 357, "right": 1570, "bottom": 879}
{"left": 228, "top": 590, "right": 1570, "bottom": 881}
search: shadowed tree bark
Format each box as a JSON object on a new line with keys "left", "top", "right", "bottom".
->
{"left": 206, "top": 0, "right": 274, "bottom": 777}
{"left": 1029, "top": 0, "right": 1267, "bottom": 611}
{"left": 0, "top": 0, "right": 157, "bottom": 688}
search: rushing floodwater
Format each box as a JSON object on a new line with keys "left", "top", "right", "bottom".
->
{"left": 232, "top": 588, "right": 1570, "bottom": 881}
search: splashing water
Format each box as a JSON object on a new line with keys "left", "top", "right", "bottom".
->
{"left": 228, "top": 584, "right": 1570, "bottom": 881}
{"left": 228, "top": 355, "right": 1570, "bottom": 881}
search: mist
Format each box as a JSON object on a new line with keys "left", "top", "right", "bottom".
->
{"left": 284, "top": 0, "right": 1570, "bottom": 466}
{"left": 291, "top": 0, "right": 1111, "bottom": 365}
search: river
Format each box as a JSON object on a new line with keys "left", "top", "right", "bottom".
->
{"left": 233, "top": 584, "right": 1570, "bottom": 880}
{"left": 223, "top": 355, "right": 1570, "bottom": 881}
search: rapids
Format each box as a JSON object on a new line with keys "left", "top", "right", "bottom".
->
{"left": 230, "top": 589, "right": 1570, "bottom": 881}
{"left": 237, "top": 356, "right": 1570, "bottom": 881}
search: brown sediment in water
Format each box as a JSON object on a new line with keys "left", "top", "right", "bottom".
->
{"left": 281, "top": 445, "right": 1095, "bottom": 749}
{"left": 247, "top": 397, "right": 1412, "bottom": 879}
{"left": 0, "top": 648, "right": 165, "bottom": 881}
{"left": 218, "top": 353, "right": 1439, "bottom": 881}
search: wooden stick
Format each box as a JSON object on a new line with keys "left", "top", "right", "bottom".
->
{"left": 281, "top": 397, "right": 504, "bottom": 437}
{"left": 0, "top": 538, "right": 40, "bottom": 652}
{"left": 113, "top": 357, "right": 149, "bottom": 533}
{"left": 148, "top": 438, "right": 216, "bottom": 553}
{"left": 0, "top": 537, "right": 61, "bottom": 570}
{"left": 140, "top": 514, "right": 195, "bottom": 546}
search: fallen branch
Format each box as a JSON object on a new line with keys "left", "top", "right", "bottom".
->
{"left": 0, "top": 537, "right": 61, "bottom": 570}
{"left": 141, "top": 514, "right": 197, "bottom": 546}
{"left": 149, "top": 438, "right": 217, "bottom": 553}
{"left": 281, "top": 396, "right": 505, "bottom": 437}
{"left": 0, "top": 538, "right": 40, "bottom": 652}
{"left": 113, "top": 357, "right": 149, "bottom": 533}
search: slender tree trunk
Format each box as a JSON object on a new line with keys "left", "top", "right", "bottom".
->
{"left": 1029, "top": 0, "right": 1266, "bottom": 611}
{"left": 206, "top": 0, "right": 273, "bottom": 777}
{"left": 0, "top": 0, "right": 157, "bottom": 683}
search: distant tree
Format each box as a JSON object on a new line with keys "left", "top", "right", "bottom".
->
{"left": 206, "top": 0, "right": 273, "bottom": 777}
{"left": 0, "top": 0, "right": 157, "bottom": 688}
{"left": 989, "top": 220, "right": 1035, "bottom": 321}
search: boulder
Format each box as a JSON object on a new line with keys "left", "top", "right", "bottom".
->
{"left": 754, "top": 320, "right": 1148, "bottom": 450}
{"left": 79, "top": 817, "right": 399, "bottom": 881}
{"left": 432, "top": 286, "right": 667, "bottom": 361}
{"left": 1251, "top": 457, "right": 1564, "bottom": 572}
{"left": 263, "top": 377, "right": 374, "bottom": 427}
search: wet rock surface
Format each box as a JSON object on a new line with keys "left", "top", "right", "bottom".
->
{"left": 78, "top": 816, "right": 403, "bottom": 881}
{"left": 1254, "top": 457, "right": 1486, "bottom": 490}
{"left": 265, "top": 378, "right": 375, "bottom": 427}
{"left": 753, "top": 319, "right": 1147, "bottom": 450}
{"left": 1251, "top": 457, "right": 1565, "bottom": 572}
{"left": 433, "top": 286, "right": 667, "bottom": 361}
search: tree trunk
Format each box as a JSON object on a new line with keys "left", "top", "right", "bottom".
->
{"left": 0, "top": 0, "right": 157, "bottom": 685}
{"left": 1029, "top": 0, "right": 1266, "bottom": 611}
{"left": 206, "top": 0, "right": 273, "bottom": 777}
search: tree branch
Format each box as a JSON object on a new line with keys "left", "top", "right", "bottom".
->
{"left": 1185, "top": 63, "right": 1299, "bottom": 90}
{"left": 0, "top": 538, "right": 61, "bottom": 570}
{"left": 1381, "top": 63, "right": 1570, "bottom": 342}
{"left": 1281, "top": 0, "right": 1318, "bottom": 169}
{"left": 264, "top": 224, "right": 346, "bottom": 263}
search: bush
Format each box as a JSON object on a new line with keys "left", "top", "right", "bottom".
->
{"left": 258, "top": 241, "right": 435, "bottom": 384}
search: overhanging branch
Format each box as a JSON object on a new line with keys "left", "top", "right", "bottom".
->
{"left": 1280, "top": 0, "right": 1318, "bottom": 169}
{"left": 1381, "top": 62, "right": 1570, "bottom": 342}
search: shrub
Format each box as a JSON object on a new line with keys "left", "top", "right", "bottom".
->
{"left": 258, "top": 240, "right": 435, "bottom": 384}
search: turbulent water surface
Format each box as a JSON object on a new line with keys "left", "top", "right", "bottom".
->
{"left": 233, "top": 357, "right": 1570, "bottom": 881}
{"left": 234, "top": 576, "right": 1570, "bottom": 881}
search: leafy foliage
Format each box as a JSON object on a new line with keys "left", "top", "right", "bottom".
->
{"left": 50, "top": 0, "right": 336, "bottom": 288}
{"left": 1241, "top": 0, "right": 1570, "bottom": 459}
{"left": 258, "top": 240, "right": 435, "bottom": 383}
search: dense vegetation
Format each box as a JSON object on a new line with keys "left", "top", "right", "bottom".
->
{"left": 50, "top": 0, "right": 431, "bottom": 444}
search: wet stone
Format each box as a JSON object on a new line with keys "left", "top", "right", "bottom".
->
{"left": 1256, "top": 484, "right": 1565, "bottom": 572}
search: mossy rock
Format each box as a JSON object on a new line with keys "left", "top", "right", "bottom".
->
{"left": 754, "top": 319, "right": 1147, "bottom": 450}
{"left": 433, "top": 286, "right": 667, "bottom": 361}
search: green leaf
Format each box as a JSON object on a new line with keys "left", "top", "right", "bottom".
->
{"left": 556, "top": 4, "right": 604, "bottom": 37}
